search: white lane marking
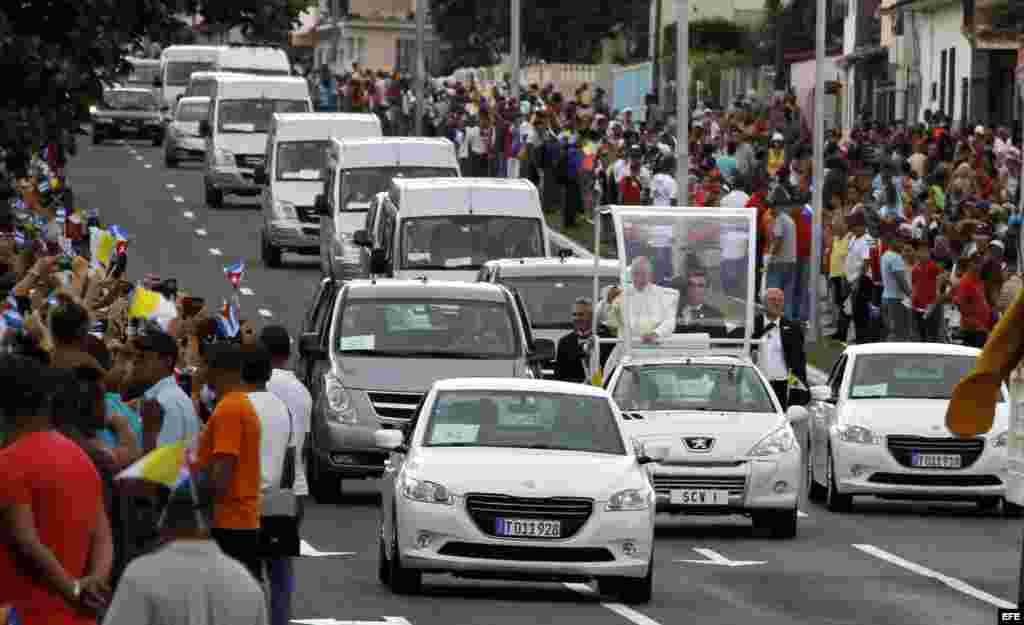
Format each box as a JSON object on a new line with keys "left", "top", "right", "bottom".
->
{"left": 144, "top": 163, "right": 152, "bottom": 168}
{"left": 565, "top": 583, "right": 664, "bottom": 625}
{"left": 208, "top": 248, "right": 222, "bottom": 256}
{"left": 165, "top": 183, "right": 176, "bottom": 189}
{"left": 798, "top": 510, "right": 809, "bottom": 518}
{"left": 135, "top": 155, "right": 144, "bottom": 161}
{"left": 290, "top": 614, "right": 409, "bottom": 618}
{"left": 852, "top": 544, "right": 1016, "bottom": 609}
{"left": 258, "top": 308, "right": 273, "bottom": 318}
{"left": 194, "top": 228, "right": 207, "bottom": 237}
{"left": 676, "top": 547, "right": 765, "bottom": 567}
{"left": 183, "top": 211, "right": 194, "bottom": 219}
{"left": 173, "top": 195, "right": 185, "bottom": 203}
{"left": 298, "top": 539, "right": 355, "bottom": 558}
{"left": 239, "top": 287, "right": 254, "bottom": 296}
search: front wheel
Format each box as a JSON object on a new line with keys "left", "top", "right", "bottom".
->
{"left": 307, "top": 455, "right": 343, "bottom": 505}
{"left": 1004, "top": 498, "right": 1024, "bottom": 518}
{"left": 204, "top": 182, "right": 223, "bottom": 209}
{"left": 806, "top": 438, "right": 826, "bottom": 502}
{"left": 597, "top": 557, "right": 653, "bottom": 604}
{"left": 261, "top": 231, "right": 283, "bottom": 268}
{"left": 825, "top": 449, "right": 853, "bottom": 512}
{"left": 388, "top": 519, "right": 422, "bottom": 594}
{"left": 752, "top": 509, "right": 797, "bottom": 539}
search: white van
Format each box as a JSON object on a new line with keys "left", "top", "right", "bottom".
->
{"left": 200, "top": 75, "right": 313, "bottom": 208}
{"left": 214, "top": 45, "right": 292, "bottom": 76}
{"left": 183, "top": 71, "right": 238, "bottom": 99}
{"left": 258, "top": 113, "right": 383, "bottom": 267}
{"left": 157, "top": 45, "right": 220, "bottom": 111}
{"left": 354, "top": 178, "right": 550, "bottom": 282}
{"left": 318, "top": 137, "right": 461, "bottom": 279}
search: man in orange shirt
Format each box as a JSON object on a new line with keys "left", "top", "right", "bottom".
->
{"left": 196, "top": 343, "right": 263, "bottom": 581}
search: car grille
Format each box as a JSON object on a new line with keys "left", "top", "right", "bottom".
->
{"left": 234, "top": 154, "right": 264, "bottom": 169}
{"left": 886, "top": 436, "right": 984, "bottom": 469}
{"left": 367, "top": 391, "right": 423, "bottom": 420}
{"left": 464, "top": 494, "right": 593, "bottom": 539}
{"left": 438, "top": 542, "right": 614, "bottom": 562}
{"left": 868, "top": 473, "right": 1002, "bottom": 487}
{"left": 651, "top": 475, "right": 746, "bottom": 496}
{"left": 295, "top": 205, "right": 318, "bottom": 223}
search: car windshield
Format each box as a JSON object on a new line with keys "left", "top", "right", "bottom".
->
{"left": 336, "top": 299, "right": 518, "bottom": 359}
{"left": 176, "top": 101, "right": 208, "bottom": 122}
{"left": 402, "top": 216, "right": 544, "bottom": 270}
{"left": 424, "top": 390, "right": 626, "bottom": 454}
{"left": 103, "top": 91, "right": 159, "bottom": 111}
{"left": 166, "top": 61, "right": 216, "bottom": 86}
{"left": 217, "top": 99, "right": 309, "bottom": 133}
{"left": 126, "top": 64, "right": 160, "bottom": 84}
{"left": 220, "top": 67, "right": 290, "bottom": 76}
{"left": 276, "top": 141, "right": 328, "bottom": 180}
{"left": 339, "top": 167, "right": 456, "bottom": 211}
{"left": 613, "top": 364, "right": 776, "bottom": 413}
{"left": 848, "top": 354, "right": 1003, "bottom": 400}
{"left": 502, "top": 276, "right": 617, "bottom": 329}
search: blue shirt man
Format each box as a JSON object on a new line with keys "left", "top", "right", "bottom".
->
{"left": 131, "top": 330, "right": 199, "bottom": 449}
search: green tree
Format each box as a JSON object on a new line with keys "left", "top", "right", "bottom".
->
{"left": 0, "top": 0, "right": 175, "bottom": 160}
{"left": 184, "top": 0, "right": 311, "bottom": 43}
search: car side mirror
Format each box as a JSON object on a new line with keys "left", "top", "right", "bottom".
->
{"left": 374, "top": 428, "right": 406, "bottom": 451}
{"left": 786, "top": 405, "right": 809, "bottom": 424}
{"left": 198, "top": 120, "right": 211, "bottom": 137}
{"left": 315, "top": 193, "right": 328, "bottom": 215}
{"left": 529, "top": 338, "right": 556, "bottom": 362}
{"left": 254, "top": 165, "right": 267, "bottom": 185}
{"left": 353, "top": 229, "right": 372, "bottom": 247}
{"left": 810, "top": 385, "right": 835, "bottom": 403}
{"left": 637, "top": 442, "right": 669, "bottom": 464}
{"left": 370, "top": 248, "right": 389, "bottom": 275}
{"left": 299, "top": 332, "right": 325, "bottom": 360}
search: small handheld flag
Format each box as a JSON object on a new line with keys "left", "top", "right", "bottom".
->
{"left": 224, "top": 261, "right": 245, "bottom": 290}
{"left": 217, "top": 297, "right": 241, "bottom": 338}
{"left": 115, "top": 439, "right": 189, "bottom": 489}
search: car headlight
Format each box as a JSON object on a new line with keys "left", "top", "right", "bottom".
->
{"left": 214, "top": 148, "right": 235, "bottom": 168}
{"left": 748, "top": 425, "right": 797, "bottom": 456}
{"left": 89, "top": 105, "right": 98, "bottom": 115}
{"left": 836, "top": 424, "right": 882, "bottom": 445}
{"left": 993, "top": 430, "right": 1009, "bottom": 448}
{"left": 324, "top": 371, "right": 356, "bottom": 424}
{"left": 401, "top": 474, "right": 454, "bottom": 505}
{"left": 606, "top": 487, "right": 652, "bottom": 511}
{"left": 274, "top": 200, "right": 297, "bottom": 220}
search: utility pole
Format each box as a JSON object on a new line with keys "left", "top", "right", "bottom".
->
{"left": 414, "top": 0, "right": 426, "bottom": 136}
{"left": 511, "top": 0, "right": 521, "bottom": 102}
{"left": 675, "top": 0, "right": 689, "bottom": 196}
{"left": 653, "top": 0, "right": 662, "bottom": 114}
{"left": 809, "top": 0, "right": 826, "bottom": 344}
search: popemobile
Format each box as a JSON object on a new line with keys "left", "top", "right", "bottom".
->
{"left": 585, "top": 205, "right": 809, "bottom": 537}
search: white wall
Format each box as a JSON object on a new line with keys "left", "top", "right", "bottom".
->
{"left": 918, "top": 2, "right": 971, "bottom": 124}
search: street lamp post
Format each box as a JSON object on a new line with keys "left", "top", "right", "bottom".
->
{"left": 675, "top": 0, "right": 689, "bottom": 194}
{"left": 809, "top": 0, "right": 826, "bottom": 344}
{"left": 414, "top": 0, "right": 426, "bottom": 136}
{"left": 511, "top": 0, "right": 521, "bottom": 103}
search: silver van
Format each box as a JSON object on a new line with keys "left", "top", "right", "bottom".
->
{"left": 257, "top": 113, "right": 382, "bottom": 267}
{"left": 317, "top": 137, "right": 460, "bottom": 279}
{"left": 296, "top": 278, "right": 554, "bottom": 503}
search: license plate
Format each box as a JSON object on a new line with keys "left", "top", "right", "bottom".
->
{"left": 495, "top": 518, "right": 561, "bottom": 538}
{"left": 911, "top": 453, "right": 962, "bottom": 469}
{"left": 669, "top": 489, "right": 729, "bottom": 505}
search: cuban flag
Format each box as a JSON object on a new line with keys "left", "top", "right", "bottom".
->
{"left": 224, "top": 260, "right": 245, "bottom": 290}
{"left": 38, "top": 178, "right": 50, "bottom": 194}
{"left": 217, "top": 297, "right": 240, "bottom": 338}
{"left": 13, "top": 231, "right": 26, "bottom": 248}
{"left": 3, "top": 309, "right": 24, "bottom": 331}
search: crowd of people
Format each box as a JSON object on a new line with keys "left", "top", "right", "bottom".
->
{"left": 0, "top": 146, "right": 312, "bottom": 624}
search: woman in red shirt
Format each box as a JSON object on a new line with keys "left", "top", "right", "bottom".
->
{"left": 953, "top": 253, "right": 994, "bottom": 348}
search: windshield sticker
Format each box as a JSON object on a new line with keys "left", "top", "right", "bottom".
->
{"left": 339, "top": 335, "right": 374, "bottom": 351}
{"left": 292, "top": 169, "right": 320, "bottom": 179}
{"left": 853, "top": 383, "right": 888, "bottom": 396}
{"left": 408, "top": 252, "right": 431, "bottom": 262}
{"left": 445, "top": 256, "right": 472, "bottom": 268}
{"left": 893, "top": 367, "right": 943, "bottom": 380}
{"left": 222, "top": 122, "right": 255, "bottom": 132}
{"left": 431, "top": 423, "right": 479, "bottom": 444}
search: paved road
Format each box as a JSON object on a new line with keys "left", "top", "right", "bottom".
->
{"left": 71, "top": 138, "right": 1021, "bottom": 625}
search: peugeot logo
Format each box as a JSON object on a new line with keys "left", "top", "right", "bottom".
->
{"left": 684, "top": 437, "right": 715, "bottom": 452}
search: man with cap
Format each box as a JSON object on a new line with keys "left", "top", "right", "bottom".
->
{"left": 764, "top": 184, "right": 798, "bottom": 313}
{"left": 101, "top": 478, "right": 268, "bottom": 624}
{"left": 879, "top": 222, "right": 914, "bottom": 341}
{"left": 125, "top": 325, "right": 198, "bottom": 452}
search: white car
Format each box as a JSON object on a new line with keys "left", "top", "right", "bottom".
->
{"left": 374, "top": 377, "right": 658, "bottom": 603}
{"left": 805, "top": 342, "right": 1014, "bottom": 514}
{"left": 606, "top": 351, "right": 809, "bottom": 538}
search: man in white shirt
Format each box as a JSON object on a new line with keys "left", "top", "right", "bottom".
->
{"left": 260, "top": 326, "right": 312, "bottom": 505}
{"left": 844, "top": 210, "right": 875, "bottom": 343}
{"left": 607, "top": 256, "right": 678, "bottom": 344}
{"left": 752, "top": 288, "right": 808, "bottom": 409}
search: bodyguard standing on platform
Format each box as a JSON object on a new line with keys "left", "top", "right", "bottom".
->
{"left": 752, "top": 288, "right": 808, "bottom": 410}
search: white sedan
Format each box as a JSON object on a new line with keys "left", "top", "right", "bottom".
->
{"left": 374, "top": 378, "right": 659, "bottom": 603}
{"left": 805, "top": 343, "right": 1015, "bottom": 515}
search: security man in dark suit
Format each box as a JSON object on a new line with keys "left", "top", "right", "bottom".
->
{"left": 553, "top": 297, "right": 613, "bottom": 383}
{"left": 672, "top": 264, "right": 727, "bottom": 338}
{"left": 751, "top": 287, "right": 809, "bottom": 409}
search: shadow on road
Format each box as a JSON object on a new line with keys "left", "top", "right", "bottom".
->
{"left": 416, "top": 580, "right": 599, "bottom": 603}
